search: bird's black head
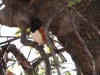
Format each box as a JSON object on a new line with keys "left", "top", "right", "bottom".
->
{"left": 30, "top": 18, "right": 42, "bottom": 32}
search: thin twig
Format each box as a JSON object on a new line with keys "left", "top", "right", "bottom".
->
{"left": 82, "top": 0, "right": 92, "bottom": 12}
{"left": 7, "top": 61, "right": 17, "bottom": 68}
{"left": 0, "top": 36, "right": 20, "bottom": 38}
{"left": 27, "top": 49, "right": 32, "bottom": 60}
{"left": 0, "top": 36, "right": 32, "bottom": 39}
{"left": 0, "top": 37, "right": 19, "bottom": 45}
{"left": 19, "top": 45, "right": 24, "bottom": 50}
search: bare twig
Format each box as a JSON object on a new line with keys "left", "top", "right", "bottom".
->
{"left": 0, "top": 37, "right": 19, "bottom": 45}
{"left": 65, "top": 7, "right": 96, "bottom": 75}
{"left": 82, "top": 0, "right": 92, "bottom": 12}
{"left": 7, "top": 61, "right": 16, "bottom": 68}
{"left": 0, "top": 36, "right": 32, "bottom": 39}
{"left": 27, "top": 49, "right": 32, "bottom": 60}
{"left": 0, "top": 36, "right": 20, "bottom": 38}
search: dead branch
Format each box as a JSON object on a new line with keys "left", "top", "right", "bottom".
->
{"left": 7, "top": 44, "right": 31, "bottom": 70}
{"left": 0, "top": 37, "right": 19, "bottom": 45}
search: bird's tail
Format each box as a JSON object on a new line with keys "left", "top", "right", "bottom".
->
{"left": 50, "top": 40, "right": 67, "bottom": 62}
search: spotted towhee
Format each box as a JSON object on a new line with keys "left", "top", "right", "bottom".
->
{"left": 30, "top": 18, "right": 67, "bottom": 62}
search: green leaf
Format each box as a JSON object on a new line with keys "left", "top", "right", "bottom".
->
{"left": 51, "top": 63, "right": 55, "bottom": 67}
{"left": 20, "top": 71, "right": 23, "bottom": 75}
{"left": 76, "top": 0, "right": 81, "bottom": 3}
{"left": 61, "top": 66, "right": 66, "bottom": 69}
{"left": 27, "top": 28, "right": 30, "bottom": 32}
{"left": 15, "top": 29, "right": 21, "bottom": 34}
{"left": 33, "top": 66, "right": 39, "bottom": 75}
{"left": 66, "top": 71, "right": 71, "bottom": 75}
{"left": 68, "top": 1, "right": 74, "bottom": 7}
{"left": 67, "top": 0, "right": 82, "bottom": 7}
{"left": 14, "top": 29, "right": 21, "bottom": 36}
{"left": 28, "top": 46, "right": 33, "bottom": 50}
{"left": 76, "top": 0, "right": 82, "bottom": 2}
{"left": 52, "top": 70, "right": 56, "bottom": 74}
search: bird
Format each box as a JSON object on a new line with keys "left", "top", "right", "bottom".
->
{"left": 30, "top": 18, "right": 67, "bottom": 62}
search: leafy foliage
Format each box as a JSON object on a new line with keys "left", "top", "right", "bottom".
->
{"left": 68, "top": 0, "right": 82, "bottom": 6}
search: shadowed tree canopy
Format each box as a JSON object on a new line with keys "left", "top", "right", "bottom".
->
{"left": 0, "top": 0, "right": 100, "bottom": 75}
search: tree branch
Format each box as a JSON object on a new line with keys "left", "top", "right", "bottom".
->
{"left": 65, "top": 7, "right": 96, "bottom": 75}
{"left": 45, "top": 2, "right": 69, "bottom": 75}
{"left": 72, "top": 7, "right": 100, "bottom": 36}
{"left": 27, "top": 48, "right": 66, "bottom": 74}
{"left": 7, "top": 44, "right": 31, "bottom": 70}
{"left": 0, "top": 37, "right": 19, "bottom": 45}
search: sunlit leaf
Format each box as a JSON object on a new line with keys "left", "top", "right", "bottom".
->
{"left": 45, "top": 45, "right": 50, "bottom": 53}
{"left": 68, "top": 1, "right": 74, "bottom": 7}
{"left": 8, "top": 68, "right": 12, "bottom": 72}
{"left": 18, "top": 63, "right": 21, "bottom": 68}
{"left": 14, "top": 29, "right": 21, "bottom": 36}
{"left": 67, "top": 0, "right": 82, "bottom": 7}
{"left": 27, "top": 28, "right": 30, "bottom": 32}
{"left": 66, "top": 71, "right": 71, "bottom": 75}
{"left": 14, "top": 28, "right": 30, "bottom": 37}
{"left": 28, "top": 46, "right": 33, "bottom": 50}
{"left": 26, "top": 28, "right": 30, "bottom": 37}
{"left": 39, "top": 68, "right": 44, "bottom": 74}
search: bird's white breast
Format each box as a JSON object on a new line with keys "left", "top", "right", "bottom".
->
{"left": 30, "top": 30, "right": 44, "bottom": 44}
